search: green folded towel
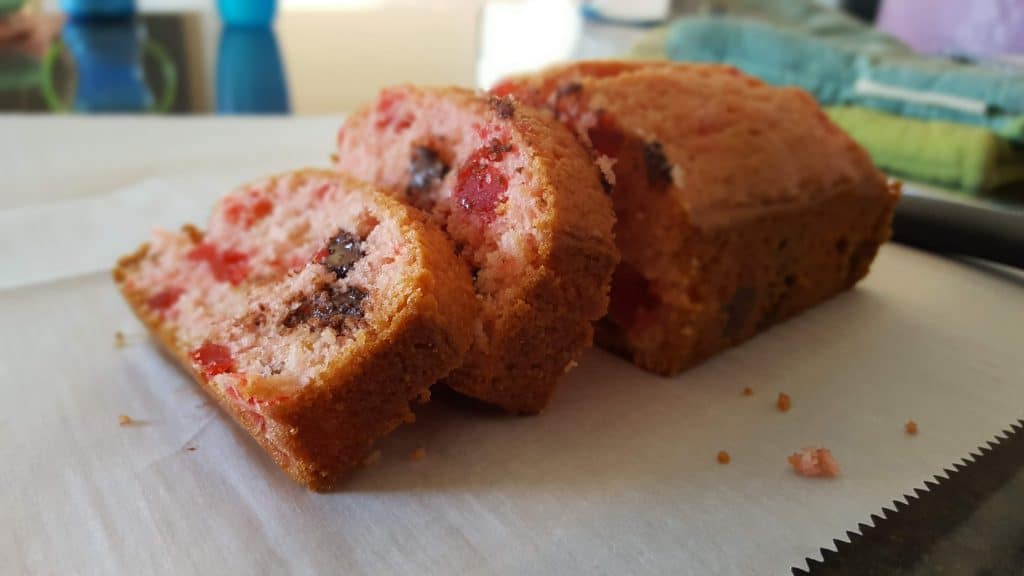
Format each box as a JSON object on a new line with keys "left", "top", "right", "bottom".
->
{"left": 629, "top": 0, "right": 1024, "bottom": 195}
{"left": 826, "top": 106, "right": 1024, "bottom": 194}
{"left": 654, "top": 12, "right": 1024, "bottom": 141}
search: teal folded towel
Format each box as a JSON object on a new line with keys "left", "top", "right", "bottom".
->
{"left": 662, "top": 14, "right": 1024, "bottom": 141}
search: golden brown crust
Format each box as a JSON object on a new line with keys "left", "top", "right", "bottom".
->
{"left": 596, "top": 186, "right": 898, "bottom": 375}
{"left": 444, "top": 227, "right": 618, "bottom": 413}
{"left": 500, "top": 61, "right": 899, "bottom": 376}
{"left": 114, "top": 169, "right": 476, "bottom": 490}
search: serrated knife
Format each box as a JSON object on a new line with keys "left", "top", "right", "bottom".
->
{"left": 794, "top": 420, "right": 1024, "bottom": 575}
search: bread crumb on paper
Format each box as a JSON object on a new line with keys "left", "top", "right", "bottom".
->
{"left": 905, "top": 420, "right": 918, "bottom": 435}
{"left": 742, "top": 387, "right": 753, "bottom": 396}
{"left": 114, "top": 331, "right": 127, "bottom": 348}
{"left": 776, "top": 392, "right": 791, "bottom": 412}
{"left": 788, "top": 447, "right": 840, "bottom": 477}
{"left": 118, "top": 414, "right": 133, "bottom": 426}
{"left": 411, "top": 447, "right": 427, "bottom": 461}
{"left": 717, "top": 450, "right": 731, "bottom": 464}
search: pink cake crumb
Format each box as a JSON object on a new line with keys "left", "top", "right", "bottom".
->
{"left": 788, "top": 447, "right": 840, "bottom": 478}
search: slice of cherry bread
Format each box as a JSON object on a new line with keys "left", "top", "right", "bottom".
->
{"left": 495, "top": 61, "right": 899, "bottom": 376}
{"left": 114, "top": 169, "right": 475, "bottom": 490}
{"left": 335, "top": 86, "right": 618, "bottom": 413}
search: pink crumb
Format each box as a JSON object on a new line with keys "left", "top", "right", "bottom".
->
{"left": 788, "top": 447, "right": 840, "bottom": 478}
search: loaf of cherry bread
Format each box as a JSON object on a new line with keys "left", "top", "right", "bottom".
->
{"left": 494, "top": 61, "right": 899, "bottom": 375}
{"left": 335, "top": 86, "right": 618, "bottom": 413}
{"left": 114, "top": 170, "right": 476, "bottom": 490}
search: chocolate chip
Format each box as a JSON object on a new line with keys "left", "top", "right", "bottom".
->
{"left": 241, "top": 303, "right": 269, "bottom": 329}
{"left": 282, "top": 284, "right": 367, "bottom": 333}
{"left": 407, "top": 146, "right": 450, "bottom": 200}
{"left": 551, "top": 82, "right": 583, "bottom": 119}
{"left": 556, "top": 82, "right": 582, "bottom": 99}
{"left": 282, "top": 304, "right": 306, "bottom": 329}
{"left": 485, "top": 138, "right": 513, "bottom": 162}
{"left": 489, "top": 95, "right": 516, "bottom": 119}
{"left": 599, "top": 171, "right": 613, "bottom": 195}
{"left": 723, "top": 286, "right": 756, "bottom": 338}
{"left": 320, "top": 229, "right": 364, "bottom": 279}
{"left": 642, "top": 140, "right": 672, "bottom": 187}
{"left": 310, "top": 285, "right": 367, "bottom": 328}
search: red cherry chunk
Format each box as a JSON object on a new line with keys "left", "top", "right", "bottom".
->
{"left": 587, "top": 112, "right": 623, "bottom": 157}
{"left": 223, "top": 192, "right": 274, "bottom": 229}
{"left": 608, "top": 264, "right": 660, "bottom": 331}
{"left": 374, "top": 89, "right": 413, "bottom": 131}
{"left": 146, "top": 287, "right": 183, "bottom": 312}
{"left": 489, "top": 79, "right": 517, "bottom": 98}
{"left": 190, "top": 342, "right": 235, "bottom": 378}
{"left": 188, "top": 243, "right": 250, "bottom": 285}
{"left": 250, "top": 197, "right": 273, "bottom": 221}
{"left": 455, "top": 153, "right": 508, "bottom": 220}
{"left": 313, "top": 183, "right": 332, "bottom": 201}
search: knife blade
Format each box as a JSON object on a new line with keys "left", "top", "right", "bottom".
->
{"left": 794, "top": 419, "right": 1024, "bottom": 575}
{"left": 892, "top": 190, "right": 1024, "bottom": 270}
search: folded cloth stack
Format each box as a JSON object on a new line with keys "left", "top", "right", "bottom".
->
{"left": 632, "top": 0, "right": 1024, "bottom": 198}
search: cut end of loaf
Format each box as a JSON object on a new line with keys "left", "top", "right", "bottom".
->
{"left": 335, "top": 85, "right": 618, "bottom": 413}
{"left": 113, "top": 169, "right": 483, "bottom": 489}
{"left": 119, "top": 172, "right": 417, "bottom": 400}
{"left": 336, "top": 87, "right": 548, "bottom": 315}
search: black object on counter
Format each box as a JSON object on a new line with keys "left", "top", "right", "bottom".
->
{"left": 891, "top": 193, "right": 1024, "bottom": 270}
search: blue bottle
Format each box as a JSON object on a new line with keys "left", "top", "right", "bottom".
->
{"left": 62, "top": 20, "right": 153, "bottom": 111}
{"left": 216, "top": 26, "right": 290, "bottom": 114}
{"left": 41, "top": 18, "right": 177, "bottom": 113}
{"left": 217, "top": 0, "right": 276, "bottom": 27}
{"left": 59, "top": 0, "right": 136, "bottom": 20}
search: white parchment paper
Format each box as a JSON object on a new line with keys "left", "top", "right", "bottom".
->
{"left": 2, "top": 118, "right": 1023, "bottom": 575}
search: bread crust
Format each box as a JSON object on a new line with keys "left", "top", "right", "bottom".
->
{"left": 115, "top": 169, "right": 476, "bottom": 490}
{"left": 499, "top": 61, "right": 900, "bottom": 376}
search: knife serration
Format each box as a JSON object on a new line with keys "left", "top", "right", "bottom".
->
{"left": 794, "top": 420, "right": 1024, "bottom": 575}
